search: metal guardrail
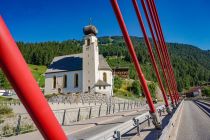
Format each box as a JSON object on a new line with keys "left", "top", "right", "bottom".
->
{"left": 194, "top": 100, "right": 210, "bottom": 117}
{"left": 88, "top": 105, "right": 166, "bottom": 140}
{"left": 0, "top": 101, "right": 144, "bottom": 139}
{"left": 196, "top": 100, "right": 210, "bottom": 106}
{"left": 54, "top": 101, "right": 144, "bottom": 125}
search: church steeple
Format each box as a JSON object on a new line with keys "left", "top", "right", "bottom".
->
{"left": 82, "top": 24, "right": 99, "bottom": 93}
{"left": 83, "top": 25, "right": 98, "bottom": 36}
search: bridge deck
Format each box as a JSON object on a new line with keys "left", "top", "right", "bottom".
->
{"left": 177, "top": 101, "right": 210, "bottom": 140}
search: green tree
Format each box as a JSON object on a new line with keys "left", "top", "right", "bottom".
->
{"left": 0, "top": 70, "right": 10, "bottom": 89}
{"left": 177, "top": 79, "right": 184, "bottom": 92}
{"left": 131, "top": 80, "right": 141, "bottom": 96}
{"left": 202, "top": 87, "right": 210, "bottom": 97}
{"left": 114, "top": 77, "right": 123, "bottom": 89}
{"left": 148, "top": 82, "right": 156, "bottom": 99}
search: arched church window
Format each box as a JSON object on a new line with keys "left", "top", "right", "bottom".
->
{"left": 53, "top": 76, "right": 56, "bottom": 89}
{"left": 103, "top": 72, "right": 107, "bottom": 82}
{"left": 74, "top": 73, "right": 79, "bottom": 88}
{"left": 63, "top": 75, "right": 67, "bottom": 88}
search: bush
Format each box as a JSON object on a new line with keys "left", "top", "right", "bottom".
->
{"left": 114, "top": 77, "right": 123, "bottom": 89}
{"left": 114, "top": 88, "right": 136, "bottom": 100}
{"left": 0, "top": 119, "right": 4, "bottom": 124}
{"left": 129, "top": 66, "right": 137, "bottom": 79}
{"left": 202, "top": 87, "right": 210, "bottom": 97}
{"left": 148, "top": 82, "right": 157, "bottom": 99}
{"left": 2, "top": 124, "right": 15, "bottom": 137}
{"left": 131, "top": 80, "right": 141, "bottom": 96}
{"left": 21, "top": 124, "right": 35, "bottom": 134}
{"left": 0, "top": 106, "right": 13, "bottom": 115}
{"left": 45, "top": 93, "right": 58, "bottom": 100}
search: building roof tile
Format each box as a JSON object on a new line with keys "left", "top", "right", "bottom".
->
{"left": 45, "top": 53, "right": 111, "bottom": 74}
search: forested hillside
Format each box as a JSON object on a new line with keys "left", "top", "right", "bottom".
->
{"left": 0, "top": 36, "right": 209, "bottom": 92}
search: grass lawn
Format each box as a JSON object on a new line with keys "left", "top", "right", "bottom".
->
{"left": 0, "top": 64, "right": 47, "bottom": 89}
{"left": 0, "top": 96, "right": 17, "bottom": 102}
{"left": 114, "top": 79, "right": 141, "bottom": 100}
{"left": 106, "top": 57, "right": 131, "bottom": 68}
{"left": 28, "top": 64, "right": 47, "bottom": 88}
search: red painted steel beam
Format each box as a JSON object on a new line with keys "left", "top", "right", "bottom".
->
{"left": 147, "top": 0, "right": 179, "bottom": 102}
{"left": 110, "top": 0, "right": 156, "bottom": 113}
{"left": 149, "top": 0, "right": 179, "bottom": 102}
{"left": 0, "top": 16, "right": 67, "bottom": 140}
{"left": 144, "top": 0, "right": 177, "bottom": 104}
{"left": 150, "top": 0, "right": 180, "bottom": 101}
{"left": 139, "top": 0, "right": 175, "bottom": 106}
{"left": 132, "top": 0, "right": 170, "bottom": 109}
{"left": 151, "top": 1, "right": 178, "bottom": 100}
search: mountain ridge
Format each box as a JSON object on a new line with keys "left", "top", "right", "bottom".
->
{"left": 0, "top": 36, "right": 209, "bottom": 92}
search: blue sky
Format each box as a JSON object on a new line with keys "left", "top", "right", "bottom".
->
{"left": 0, "top": 0, "right": 210, "bottom": 50}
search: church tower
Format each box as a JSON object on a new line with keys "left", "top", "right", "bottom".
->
{"left": 82, "top": 25, "right": 99, "bottom": 93}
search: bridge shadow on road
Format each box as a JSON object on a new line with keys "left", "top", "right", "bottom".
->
{"left": 143, "top": 109, "right": 176, "bottom": 140}
{"left": 120, "top": 110, "right": 175, "bottom": 140}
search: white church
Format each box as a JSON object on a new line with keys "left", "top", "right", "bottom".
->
{"left": 44, "top": 25, "right": 113, "bottom": 96}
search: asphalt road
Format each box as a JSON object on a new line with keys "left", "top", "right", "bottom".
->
{"left": 177, "top": 101, "right": 210, "bottom": 140}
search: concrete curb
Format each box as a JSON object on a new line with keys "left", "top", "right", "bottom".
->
{"left": 171, "top": 101, "right": 184, "bottom": 140}
{"left": 159, "top": 100, "right": 184, "bottom": 140}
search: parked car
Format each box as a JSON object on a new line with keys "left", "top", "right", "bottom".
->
{"left": 3, "top": 91, "right": 12, "bottom": 96}
{"left": 0, "top": 90, "right": 6, "bottom": 96}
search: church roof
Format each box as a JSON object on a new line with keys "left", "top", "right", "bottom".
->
{"left": 94, "top": 80, "right": 111, "bottom": 87}
{"left": 45, "top": 53, "right": 111, "bottom": 74}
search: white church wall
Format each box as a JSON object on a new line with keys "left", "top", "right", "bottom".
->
{"left": 98, "top": 70, "right": 113, "bottom": 84}
{"left": 95, "top": 86, "right": 112, "bottom": 96}
{"left": 95, "top": 70, "right": 113, "bottom": 96}
{"left": 45, "top": 76, "right": 55, "bottom": 94}
{"left": 44, "top": 70, "right": 82, "bottom": 94}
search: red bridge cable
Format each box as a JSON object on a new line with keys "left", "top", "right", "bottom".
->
{"left": 149, "top": 0, "right": 179, "bottom": 102}
{"left": 0, "top": 16, "right": 67, "bottom": 140}
{"left": 110, "top": 0, "right": 156, "bottom": 113}
{"left": 139, "top": 0, "right": 175, "bottom": 105}
{"left": 150, "top": 0, "right": 180, "bottom": 101}
{"left": 132, "top": 0, "right": 169, "bottom": 108}
{"left": 151, "top": 1, "right": 178, "bottom": 100}
{"left": 144, "top": 0, "right": 178, "bottom": 104}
